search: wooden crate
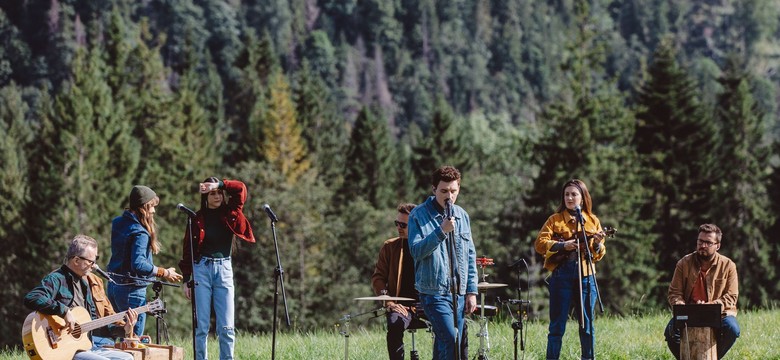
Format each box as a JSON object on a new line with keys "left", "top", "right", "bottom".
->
{"left": 119, "top": 344, "right": 183, "bottom": 360}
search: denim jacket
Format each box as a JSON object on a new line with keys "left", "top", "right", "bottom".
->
{"left": 408, "top": 196, "right": 478, "bottom": 296}
{"left": 107, "top": 210, "right": 156, "bottom": 286}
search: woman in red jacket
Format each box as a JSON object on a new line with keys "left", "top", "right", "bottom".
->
{"left": 179, "top": 177, "right": 255, "bottom": 360}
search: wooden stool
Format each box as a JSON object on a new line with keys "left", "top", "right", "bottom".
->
{"left": 680, "top": 326, "right": 716, "bottom": 360}
{"left": 117, "top": 343, "right": 184, "bottom": 360}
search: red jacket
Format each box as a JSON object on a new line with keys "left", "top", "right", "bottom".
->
{"left": 178, "top": 179, "right": 255, "bottom": 280}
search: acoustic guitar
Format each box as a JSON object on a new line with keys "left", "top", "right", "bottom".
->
{"left": 21, "top": 298, "right": 164, "bottom": 360}
{"left": 546, "top": 226, "right": 617, "bottom": 268}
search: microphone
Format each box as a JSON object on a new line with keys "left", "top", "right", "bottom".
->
{"left": 573, "top": 204, "right": 584, "bottom": 223}
{"left": 92, "top": 264, "right": 116, "bottom": 284}
{"left": 177, "top": 203, "right": 197, "bottom": 218}
{"left": 510, "top": 258, "right": 527, "bottom": 270}
{"left": 263, "top": 204, "right": 279, "bottom": 222}
{"left": 444, "top": 199, "right": 453, "bottom": 218}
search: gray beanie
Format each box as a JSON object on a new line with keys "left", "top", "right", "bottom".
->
{"left": 129, "top": 185, "right": 157, "bottom": 209}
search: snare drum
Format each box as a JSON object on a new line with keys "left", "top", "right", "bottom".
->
{"left": 474, "top": 304, "right": 498, "bottom": 317}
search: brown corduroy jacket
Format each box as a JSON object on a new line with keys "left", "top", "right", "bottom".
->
{"left": 371, "top": 237, "right": 406, "bottom": 297}
{"left": 668, "top": 252, "right": 739, "bottom": 317}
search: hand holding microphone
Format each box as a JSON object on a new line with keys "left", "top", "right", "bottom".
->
{"left": 442, "top": 199, "right": 455, "bottom": 233}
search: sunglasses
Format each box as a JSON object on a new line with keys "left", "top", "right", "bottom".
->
{"left": 394, "top": 220, "right": 408, "bottom": 229}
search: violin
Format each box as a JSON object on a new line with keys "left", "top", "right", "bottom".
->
{"left": 546, "top": 226, "right": 617, "bottom": 267}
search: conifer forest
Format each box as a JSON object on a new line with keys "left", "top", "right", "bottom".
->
{"left": 1, "top": 0, "right": 780, "bottom": 348}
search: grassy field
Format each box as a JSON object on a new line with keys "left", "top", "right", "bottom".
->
{"left": 3, "top": 309, "right": 778, "bottom": 359}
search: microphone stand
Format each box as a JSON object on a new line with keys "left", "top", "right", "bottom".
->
{"left": 445, "top": 201, "right": 461, "bottom": 360}
{"left": 507, "top": 259, "right": 531, "bottom": 360}
{"left": 269, "top": 217, "right": 291, "bottom": 360}
{"left": 574, "top": 209, "right": 603, "bottom": 360}
{"left": 185, "top": 215, "right": 198, "bottom": 357}
{"left": 576, "top": 212, "right": 604, "bottom": 314}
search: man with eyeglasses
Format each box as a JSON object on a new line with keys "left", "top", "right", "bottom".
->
{"left": 24, "top": 235, "right": 137, "bottom": 360}
{"left": 664, "top": 223, "right": 740, "bottom": 359}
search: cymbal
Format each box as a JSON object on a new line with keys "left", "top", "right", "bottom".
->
{"left": 477, "top": 282, "right": 508, "bottom": 289}
{"left": 354, "top": 295, "right": 415, "bottom": 301}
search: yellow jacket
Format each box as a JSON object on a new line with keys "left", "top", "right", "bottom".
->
{"left": 534, "top": 211, "right": 606, "bottom": 274}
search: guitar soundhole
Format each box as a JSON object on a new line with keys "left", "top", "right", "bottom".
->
{"left": 72, "top": 324, "right": 83, "bottom": 338}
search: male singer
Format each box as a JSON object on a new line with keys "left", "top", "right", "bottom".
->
{"left": 408, "top": 166, "right": 477, "bottom": 359}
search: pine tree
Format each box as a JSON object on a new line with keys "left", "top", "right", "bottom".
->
{"left": 0, "top": 83, "right": 34, "bottom": 346}
{"left": 340, "top": 106, "right": 396, "bottom": 208}
{"left": 410, "top": 96, "right": 472, "bottom": 197}
{"left": 711, "top": 54, "right": 774, "bottom": 306}
{"left": 634, "top": 35, "right": 721, "bottom": 302}
{"left": 28, "top": 46, "right": 140, "bottom": 252}
{"left": 262, "top": 72, "right": 311, "bottom": 184}
{"left": 293, "top": 60, "right": 347, "bottom": 188}
{"left": 224, "top": 32, "right": 277, "bottom": 164}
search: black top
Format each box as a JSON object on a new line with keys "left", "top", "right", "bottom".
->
{"left": 199, "top": 207, "right": 233, "bottom": 258}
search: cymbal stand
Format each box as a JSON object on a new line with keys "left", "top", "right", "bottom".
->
{"left": 475, "top": 256, "right": 495, "bottom": 360}
{"left": 337, "top": 307, "right": 385, "bottom": 360}
{"left": 476, "top": 290, "right": 492, "bottom": 360}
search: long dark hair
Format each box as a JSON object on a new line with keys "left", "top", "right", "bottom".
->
{"left": 200, "top": 177, "right": 228, "bottom": 210}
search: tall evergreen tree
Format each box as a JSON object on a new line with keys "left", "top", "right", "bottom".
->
{"left": 410, "top": 96, "right": 472, "bottom": 197}
{"left": 262, "top": 72, "right": 311, "bottom": 184}
{"left": 0, "top": 83, "right": 33, "bottom": 347}
{"left": 31, "top": 46, "right": 139, "bottom": 250}
{"left": 224, "top": 31, "right": 277, "bottom": 165}
{"left": 340, "top": 106, "right": 395, "bottom": 208}
{"left": 293, "top": 60, "right": 347, "bottom": 188}
{"left": 711, "top": 54, "right": 775, "bottom": 306}
{"left": 634, "top": 35, "right": 720, "bottom": 303}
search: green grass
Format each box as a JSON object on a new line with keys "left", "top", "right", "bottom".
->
{"left": 3, "top": 310, "right": 778, "bottom": 359}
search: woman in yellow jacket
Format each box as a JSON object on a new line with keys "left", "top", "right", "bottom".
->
{"left": 534, "top": 179, "right": 606, "bottom": 360}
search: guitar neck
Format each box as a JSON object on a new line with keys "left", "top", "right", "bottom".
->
{"left": 80, "top": 303, "right": 154, "bottom": 333}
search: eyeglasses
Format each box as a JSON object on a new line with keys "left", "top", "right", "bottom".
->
{"left": 696, "top": 240, "right": 718, "bottom": 248}
{"left": 75, "top": 255, "right": 98, "bottom": 266}
{"left": 394, "top": 221, "right": 408, "bottom": 229}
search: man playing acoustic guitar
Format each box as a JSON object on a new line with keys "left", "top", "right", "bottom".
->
{"left": 23, "top": 235, "right": 137, "bottom": 360}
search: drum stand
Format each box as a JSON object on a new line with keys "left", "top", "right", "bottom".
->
{"left": 476, "top": 291, "right": 492, "bottom": 360}
{"left": 474, "top": 256, "right": 505, "bottom": 360}
{"left": 337, "top": 307, "right": 385, "bottom": 360}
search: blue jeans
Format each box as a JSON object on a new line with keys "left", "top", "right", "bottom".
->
{"left": 194, "top": 257, "right": 235, "bottom": 360}
{"left": 74, "top": 347, "right": 134, "bottom": 360}
{"left": 546, "top": 261, "right": 597, "bottom": 360}
{"left": 664, "top": 315, "right": 740, "bottom": 359}
{"left": 420, "top": 293, "right": 466, "bottom": 360}
{"left": 107, "top": 283, "right": 147, "bottom": 336}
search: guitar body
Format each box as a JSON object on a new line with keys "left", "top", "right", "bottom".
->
{"left": 21, "top": 306, "right": 92, "bottom": 360}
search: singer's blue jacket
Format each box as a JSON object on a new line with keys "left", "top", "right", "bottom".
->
{"left": 408, "top": 196, "right": 478, "bottom": 296}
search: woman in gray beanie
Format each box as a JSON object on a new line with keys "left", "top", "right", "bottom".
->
{"left": 106, "top": 185, "right": 183, "bottom": 336}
